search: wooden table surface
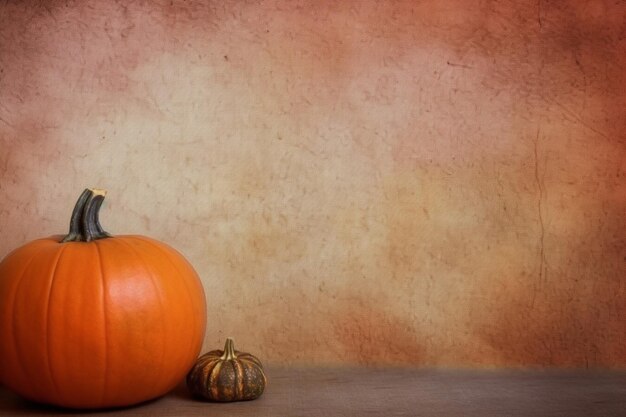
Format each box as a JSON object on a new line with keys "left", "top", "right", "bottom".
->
{"left": 0, "top": 367, "right": 624, "bottom": 416}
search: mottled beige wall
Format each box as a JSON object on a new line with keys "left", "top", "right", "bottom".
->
{"left": 0, "top": 0, "right": 624, "bottom": 367}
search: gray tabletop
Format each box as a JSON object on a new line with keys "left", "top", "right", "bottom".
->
{"left": 0, "top": 367, "right": 624, "bottom": 416}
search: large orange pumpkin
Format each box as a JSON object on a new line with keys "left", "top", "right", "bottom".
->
{"left": 0, "top": 189, "right": 207, "bottom": 409}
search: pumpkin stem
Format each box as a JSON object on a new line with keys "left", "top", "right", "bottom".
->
{"left": 220, "top": 338, "right": 238, "bottom": 361}
{"left": 61, "top": 188, "right": 112, "bottom": 243}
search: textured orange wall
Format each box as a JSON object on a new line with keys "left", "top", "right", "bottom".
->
{"left": 0, "top": 0, "right": 624, "bottom": 367}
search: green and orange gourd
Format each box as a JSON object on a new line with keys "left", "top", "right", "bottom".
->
{"left": 0, "top": 189, "right": 207, "bottom": 409}
{"left": 187, "top": 338, "right": 266, "bottom": 402}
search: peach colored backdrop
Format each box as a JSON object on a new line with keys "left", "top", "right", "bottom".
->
{"left": 0, "top": 1, "right": 624, "bottom": 367}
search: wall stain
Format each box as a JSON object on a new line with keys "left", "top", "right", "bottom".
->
{"left": 332, "top": 301, "right": 424, "bottom": 365}
{"left": 476, "top": 203, "right": 626, "bottom": 367}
